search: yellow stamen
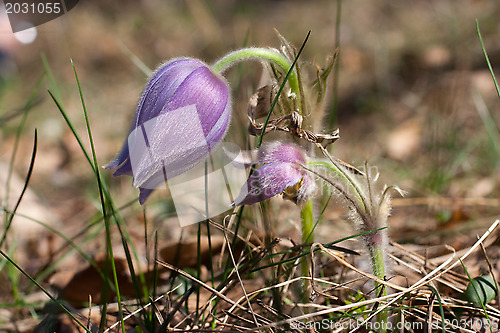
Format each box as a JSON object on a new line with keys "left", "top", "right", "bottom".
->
{"left": 282, "top": 178, "right": 303, "bottom": 203}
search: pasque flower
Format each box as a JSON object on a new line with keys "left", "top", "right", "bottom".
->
{"left": 105, "top": 58, "right": 231, "bottom": 204}
{"left": 232, "top": 142, "right": 315, "bottom": 206}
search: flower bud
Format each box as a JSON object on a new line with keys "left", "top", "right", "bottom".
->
{"left": 232, "top": 142, "right": 315, "bottom": 206}
{"left": 105, "top": 58, "right": 231, "bottom": 204}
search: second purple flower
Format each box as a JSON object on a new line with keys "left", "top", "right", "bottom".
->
{"left": 232, "top": 142, "right": 315, "bottom": 206}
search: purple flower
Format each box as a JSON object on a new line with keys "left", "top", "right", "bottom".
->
{"left": 104, "top": 58, "right": 231, "bottom": 204}
{"left": 232, "top": 142, "right": 315, "bottom": 206}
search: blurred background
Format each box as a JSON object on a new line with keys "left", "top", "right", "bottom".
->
{"left": 1, "top": 0, "right": 500, "bottom": 270}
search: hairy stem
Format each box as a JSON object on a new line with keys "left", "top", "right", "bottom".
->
{"left": 300, "top": 199, "right": 314, "bottom": 306}
{"left": 212, "top": 47, "right": 299, "bottom": 96}
{"left": 213, "top": 43, "right": 316, "bottom": 305}
{"left": 368, "top": 233, "right": 388, "bottom": 332}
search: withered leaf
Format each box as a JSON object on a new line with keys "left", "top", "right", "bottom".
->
{"left": 56, "top": 255, "right": 135, "bottom": 306}
{"left": 159, "top": 236, "right": 224, "bottom": 269}
{"left": 247, "top": 85, "right": 272, "bottom": 119}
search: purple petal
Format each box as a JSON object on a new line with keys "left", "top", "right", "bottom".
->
{"left": 135, "top": 58, "right": 206, "bottom": 127}
{"left": 112, "top": 157, "right": 133, "bottom": 177}
{"left": 258, "top": 142, "right": 306, "bottom": 165}
{"left": 165, "top": 65, "right": 231, "bottom": 140}
{"left": 128, "top": 65, "right": 230, "bottom": 188}
{"left": 233, "top": 163, "right": 303, "bottom": 206}
{"left": 105, "top": 58, "right": 232, "bottom": 204}
{"left": 104, "top": 58, "right": 213, "bottom": 174}
{"left": 136, "top": 166, "right": 172, "bottom": 204}
{"left": 103, "top": 140, "right": 130, "bottom": 171}
{"left": 139, "top": 187, "right": 154, "bottom": 205}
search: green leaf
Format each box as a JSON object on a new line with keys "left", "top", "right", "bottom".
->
{"left": 463, "top": 275, "right": 498, "bottom": 307}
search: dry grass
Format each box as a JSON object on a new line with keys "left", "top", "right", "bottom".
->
{"left": 1, "top": 0, "right": 500, "bottom": 332}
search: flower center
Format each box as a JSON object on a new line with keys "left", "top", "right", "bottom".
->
{"left": 281, "top": 178, "right": 303, "bottom": 202}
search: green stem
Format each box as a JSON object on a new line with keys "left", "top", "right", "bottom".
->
{"left": 300, "top": 199, "right": 314, "bottom": 304}
{"left": 212, "top": 47, "right": 300, "bottom": 100}
{"left": 309, "top": 159, "right": 390, "bottom": 330}
{"left": 368, "top": 242, "right": 388, "bottom": 332}
{"left": 212, "top": 41, "right": 315, "bottom": 305}
{"left": 301, "top": 199, "right": 314, "bottom": 244}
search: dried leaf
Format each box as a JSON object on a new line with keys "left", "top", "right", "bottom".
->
{"left": 247, "top": 85, "right": 273, "bottom": 119}
{"left": 159, "top": 236, "right": 224, "bottom": 269}
{"left": 56, "top": 255, "right": 135, "bottom": 305}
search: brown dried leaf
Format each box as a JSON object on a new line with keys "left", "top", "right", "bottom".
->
{"left": 247, "top": 85, "right": 273, "bottom": 119}
{"left": 159, "top": 236, "right": 224, "bottom": 269}
{"left": 55, "top": 255, "right": 135, "bottom": 305}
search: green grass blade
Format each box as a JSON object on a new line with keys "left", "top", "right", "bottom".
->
{"left": 47, "top": 63, "right": 149, "bottom": 321}
{"left": 0, "top": 129, "right": 38, "bottom": 249}
{"left": 3, "top": 74, "right": 44, "bottom": 239}
{"left": 71, "top": 59, "right": 126, "bottom": 333}
{"left": 46, "top": 57, "right": 148, "bottom": 302}
{"left": 304, "top": 193, "right": 333, "bottom": 247}
{"left": 329, "top": 0, "right": 342, "bottom": 127}
{"left": 3, "top": 211, "right": 103, "bottom": 288}
{"left": 0, "top": 249, "right": 92, "bottom": 333}
{"left": 460, "top": 258, "right": 494, "bottom": 333}
{"left": 257, "top": 30, "right": 311, "bottom": 148}
{"left": 41, "top": 54, "right": 63, "bottom": 105}
{"left": 476, "top": 20, "right": 500, "bottom": 99}
{"left": 472, "top": 89, "right": 500, "bottom": 163}
{"left": 48, "top": 90, "right": 94, "bottom": 168}
{"left": 117, "top": 41, "right": 152, "bottom": 77}
{"left": 425, "top": 285, "right": 446, "bottom": 333}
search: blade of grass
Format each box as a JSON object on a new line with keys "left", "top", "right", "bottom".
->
{"left": 0, "top": 129, "right": 38, "bottom": 249}
{"left": 41, "top": 54, "right": 63, "bottom": 104}
{"left": 5, "top": 211, "right": 103, "bottom": 286}
{"left": 141, "top": 208, "right": 155, "bottom": 329}
{"left": 0, "top": 249, "right": 92, "bottom": 333}
{"left": 329, "top": 0, "right": 342, "bottom": 127}
{"left": 304, "top": 192, "right": 333, "bottom": 244}
{"left": 476, "top": 20, "right": 500, "bottom": 99}
{"left": 150, "top": 231, "right": 159, "bottom": 332}
{"left": 257, "top": 30, "right": 311, "bottom": 148}
{"left": 472, "top": 89, "right": 500, "bottom": 162}
{"left": 426, "top": 285, "right": 446, "bottom": 333}
{"left": 117, "top": 40, "right": 152, "bottom": 77}
{"left": 2, "top": 75, "right": 44, "bottom": 243}
{"left": 44, "top": 56, "right": 151, "bottom": 326}
{"left": 44, "top": 58, "right": 149, "bottom": 305}
{"left": 252, "top": 228, "right": 380, "bottom": 273}
{"left": 47, "top": 90, "right": 94, "bottom": 168}
{"left": 196, "top": 220, "right": 202, "bottom": 320}
{"left": 204, "top": 159, "right": 217, "bottom": 328}
{"left": 49, "top": 82, "right": 151, "bottom": 305}
{"left": 460, "top": 258, "right": 494, "bottom": 333}
{"left": 5, "top": 240, "right": 20, "bottom": 303}
{"left": 71, "top": 59, "right": 126, "bottom": 333}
